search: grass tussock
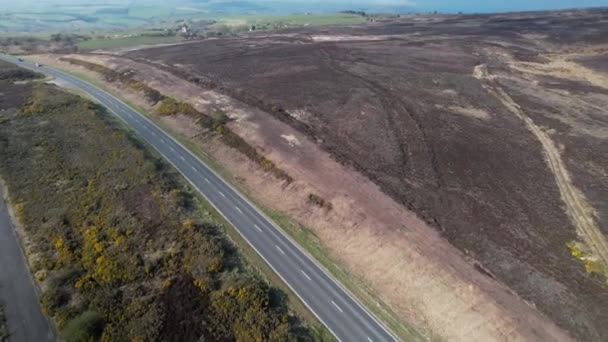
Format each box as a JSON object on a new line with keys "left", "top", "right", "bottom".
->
{"left": 307, "top": 194, "right": 333, "bottom": 211}
{"left": 0, "top": 81, "right": 313, "bottom": 341}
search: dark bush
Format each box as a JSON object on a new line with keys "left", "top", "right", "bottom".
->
{"left": 0, "top": 67, "right": 43, "bottom": 82}
{"left": 308, "top": 193, "right": 333, "bottom": 211}
{"left": 61, "top": 311, "right": 104, "bottom": 342}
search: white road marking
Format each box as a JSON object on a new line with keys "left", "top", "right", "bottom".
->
{"left": 332, "top": 301, "right": 344, "bottom": 313}
{"left": 180, "top": 156, "right": 186, "bottom": 161}
{"left": 275, "top": 245, "right": 285, "bottom": 255}
{"left": 367, "top": 337, "right": 373, "bottom": 342}
{"left": 6, "top": 59, "right": 400, "bottom": 341}
{"left": 191, "top": 166, "right": 197, "bottom": 172}
{"left": 219, "top": 191, "right": 226, "bottom": 198}
{"left": 151, "top": 131, "right": 157, "bottom": 137}
{"left": 235, "top": 206, "right": 243, "bottom": 214}
{"left": 301, "top": 270, "right": 312, "bottom": 281}
{"left": 169, "top": 146, "right": 175, "bottom": 152}
{"left": 204, "top": 178, "right": 210, "bottom": 184}
{"left": 254, "top": 224, "right": 262, "bottom": 232}
{"left": 160, "top": 138, "right": 165, "bottom": 143}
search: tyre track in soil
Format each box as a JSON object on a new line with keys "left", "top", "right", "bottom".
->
{"left": 315, "top": 44, "right": 442, "bottom": 188}
{"left": 474, "top": 64, "right": 608, "bottom": 278}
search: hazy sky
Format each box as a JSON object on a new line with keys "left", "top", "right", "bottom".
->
{"left": 412, "top": 0, "right": 608, "bottom": 12}
{"left": 1, "top": 0, "right": 607, "bottom": 13}
{"left": 301, "top": 0, "right": 608, "bottom": 12}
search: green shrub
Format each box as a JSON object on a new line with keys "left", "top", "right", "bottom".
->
{"left": 157, "top": 97, "right": 197, "bottom": 116}
{"left": 61, "top": 311, "right": 104, "bottom": 342}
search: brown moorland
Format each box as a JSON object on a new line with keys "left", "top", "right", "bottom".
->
{"left": 124, "top": 9, "right": 608, "bottom": 341}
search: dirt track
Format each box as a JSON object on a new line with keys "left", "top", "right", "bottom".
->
{"left": 475, "top": 63, "right": 608, "bottom": 275}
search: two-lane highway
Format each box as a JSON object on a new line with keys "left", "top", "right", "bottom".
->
{"left": 1, "top": 55, "right": 398, "bottom": 342}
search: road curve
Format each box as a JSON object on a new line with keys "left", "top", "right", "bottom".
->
{"left": 0, "top": 55, "right": 398, "bottom": 342}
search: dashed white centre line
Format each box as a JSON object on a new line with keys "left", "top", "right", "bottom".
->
{"left": 331, "top": 301, "right": 344, "bottom": 313}
{"left": 180, "top": 156, "right": 186, "bottom": 162}
{"left": 275, "top": 245, "right": 285, "bottom": 255}
{"left": 169, "top": 146, "right": 175, "bottom": 152}
{"left": 235, "top": 206, "right": 243, "bottom": 214}
{"left": 151, "top": 131, "right": 157, "bottom": 137}
{"left": 367, "top": 337, "right": 374, "bottom": 342}
{"left": 254, "top": 224, "right": 262, "bottom": 232}
{"left": 219, "top": 191, "right": 226, "bottom": 198}
{"left": 204, "top": 178, "right": 210, "bottom": 184}
{"left": 191, "top": 166, "right": 197, "bottom": 172}
{"left": 301, "top": 270, "right": 312, "bottom": 281}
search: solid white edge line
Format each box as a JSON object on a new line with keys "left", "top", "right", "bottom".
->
{"left": 18, "top": 59, "right": 402, "bottom": 342}
{"left": 132, "top": 140, "right": 345, "bottom": 342}
{"left": 103, "top": 70, "right": 398, "bottom": 341}
{"left": 14, "top": 58, "right": 374, "bottom": 341}
{"left": 301, "top": 269, "right": 312, "bottom": 281}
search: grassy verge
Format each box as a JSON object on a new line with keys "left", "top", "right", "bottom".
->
{"left": 37, "top": 61, "right": 425, "bottom": 341}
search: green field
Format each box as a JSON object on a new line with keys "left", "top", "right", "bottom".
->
{"left": 219, "top": 13, "right": 367, "bottom": 27}
{"left": 0, "top": 0, "right": 370, "bottom": 34}
{"left": 77, "top": 35, "right": 182, "bottom": 51}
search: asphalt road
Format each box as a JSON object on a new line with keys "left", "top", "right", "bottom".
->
{"left": 0, "top": 55, "right": 398, "bottom": 342}
{"left": 0, "top": 186, "right": 55, "bottom": 342}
